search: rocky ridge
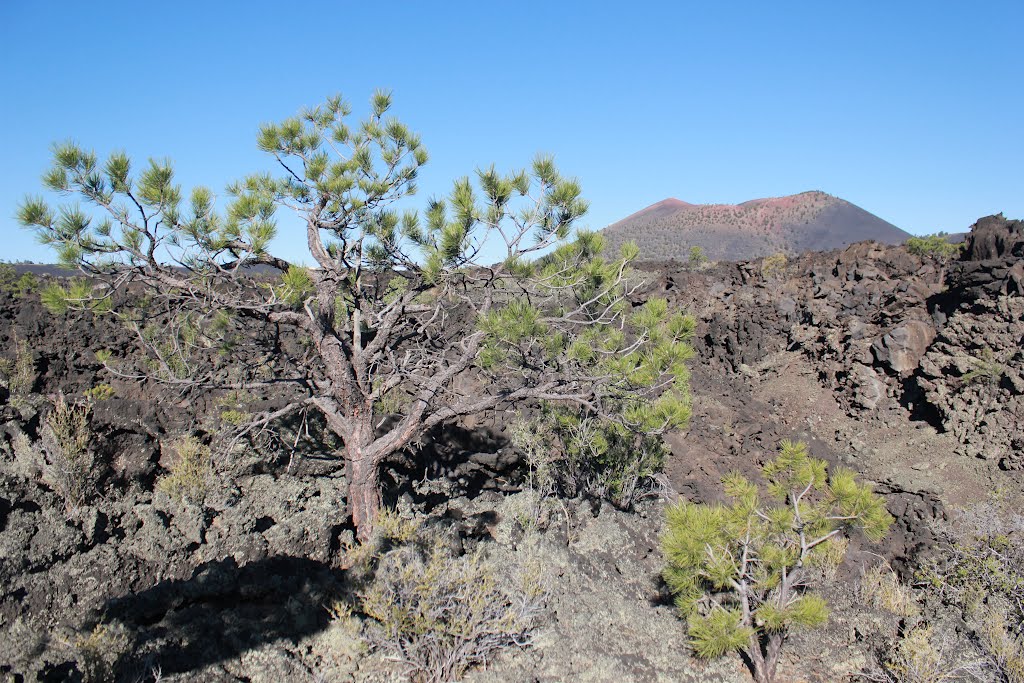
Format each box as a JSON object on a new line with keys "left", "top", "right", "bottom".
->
{"left": 647, "top": 214, "right": 1024, "bottom": 475}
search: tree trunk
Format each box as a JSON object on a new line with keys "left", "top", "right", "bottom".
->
{"left": 746, "top": 632, "right": 784, "bottom": 683}
{"left": 347, "top": 450, "right": 382, "bottom": 543}
{"left": 747, "top": 635, "right": 771, "bottom": 683}
{"left": 762, "top": 633, "right": 783, "bottom": 683}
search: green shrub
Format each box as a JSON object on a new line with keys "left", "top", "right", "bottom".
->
{"left": 6, "top": 272, "right": 40, "bottom": 298}
{"left": 372, "top": 377, "right": 409, "bottom": 416}
{"left": 761, "top": 252, "right": 788, "bottom": 279}
{"left": 688, "top": 245, "right": 707, "bottom": 267}
{"left": 511, "top": 409, "right": 670, "bottom": 510}
{"left": 906, "top": 234, "right": 962, "bottom": 260}
{"left": 218, "top": 409, "right": 249, "bottom": 426}
{"left": 214, "top": 390, "right": 254, "bottom": 427}
{"left": 662, "top": 440, "right": 891, "bottom": 683}
{"left": 83, "top": 384, "right": 116, "bottom": 402}
{"left": 962, "top": 347, "right": 1005, "bottom": 386}
{"left": 0, "top": 263, "right": 16, "bottom": 288}
{"left": 156, "top": 436, "right": 212, "bottom": 504}
{"left": 0, "top": 266, "right": 37, "bottom": 298}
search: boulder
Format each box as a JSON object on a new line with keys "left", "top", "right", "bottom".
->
{"left": 851, "top": 364, "right": 886, "bottom": 410}
{"left": 871, "top": 320, "right": 936, "bottom": 375}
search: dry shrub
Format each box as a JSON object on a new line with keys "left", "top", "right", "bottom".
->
{"left": 761, "top": 252, "right": 788, "bottom": 279}
{"left": 808, "top": 535, "right": 849, "bottom": 581}
{"left": 0, "top": 334, "right": 36, "bottom": 397}
{"left": 43, "top": 394, "right": 95, "bottom": 509}
{"left": 373, "top": 507, "right": 422, "bottom": 544}
{"left": 156, "top": 436, "right": 212, "bottom": 504}
{"left": 886, "top": 496, "right": 1024, "bottom": 683}
{"left": 354, "top": 516, "right": 546, "bottom": 683}
{"left": 11, "top": 394, "right": 99, "bottom": 509}
{"left": 859, "top": 562, "right": 919, "bottom": 617}
{"left": 12, "top": 428, "right": 44, "bottom": 479}
{"left": 319, "top": 599, "right": 368, "bottom": 672}
{"left": 876, "top": 626, "right": 983, "bottom": 683}
{"left": 73, "top": 623, "right": 130, "bottom": 683}
{"left": 974, "top": 608, "right": 1024, "bottom": 683}
{"left": 917, "top": 498, "right": 1024, "bottom": 681}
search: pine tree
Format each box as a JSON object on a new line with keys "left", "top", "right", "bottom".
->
{"left": 662, "top": 440, "right": 891, "bottom": 683}
{"left": 19, "top": 91, "right": 694, "bottom": 540}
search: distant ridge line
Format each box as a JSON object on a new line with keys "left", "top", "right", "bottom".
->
{"left": 601, "top": 191, "right": 910, "bottom": 262}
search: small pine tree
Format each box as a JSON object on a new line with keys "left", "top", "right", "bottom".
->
{"left": 688, "top": 245, "right": 707, "bottom": 268}
{"left": 662, "top": 440, "right": 892, "bottom": 683}
{"left": 18, "top": 91, "right": 693, "bottom": 541}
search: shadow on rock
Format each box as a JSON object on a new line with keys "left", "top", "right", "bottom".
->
{"left": 384, "top": 422, "right": 521, "bottom": 511}
{"left": 101, "top": 555, "right": 346, "bottom": 676}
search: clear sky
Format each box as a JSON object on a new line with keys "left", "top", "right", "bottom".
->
{"left": 2, "top": 1, "right": 1021, "bottom": 264}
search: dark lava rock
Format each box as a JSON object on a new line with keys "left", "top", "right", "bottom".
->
{"left": 871, "top": 320, "right": 936, "bottom": 376}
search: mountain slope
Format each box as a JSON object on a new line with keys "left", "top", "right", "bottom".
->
{"left": 601, "top": 191, "right": 910, "bottom": 262}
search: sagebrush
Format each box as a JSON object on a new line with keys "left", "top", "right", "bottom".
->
{"left": 156, "top": 436, "right": 212, "bottom": 504}
{"left": 352, "top": 512, "right": 546, "bottom": 682}
{"left": 917, "top": 498, "right": 1024, "bottom": 683}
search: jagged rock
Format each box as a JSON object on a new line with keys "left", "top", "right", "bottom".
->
{"left": 847, "top": 318, "right": 870, "bottom": 340}
{"left": 776, "top": 296, "right": 797, "bottom": 318}
{"left": 915, "top": 296, "right": 1024, "bottom": 462}
{"left": 949, "top": 214, "right": 1024, "bottom": 300}
{"left": 960, "top": 213, "right": 1024, "bottom": 261}
{"left": 851, "top": 364, "right": 886, "bottom": 410}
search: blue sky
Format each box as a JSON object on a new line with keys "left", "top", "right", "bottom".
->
{"left": 2, "top": 1, "right": 1021, "bottom": 264}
